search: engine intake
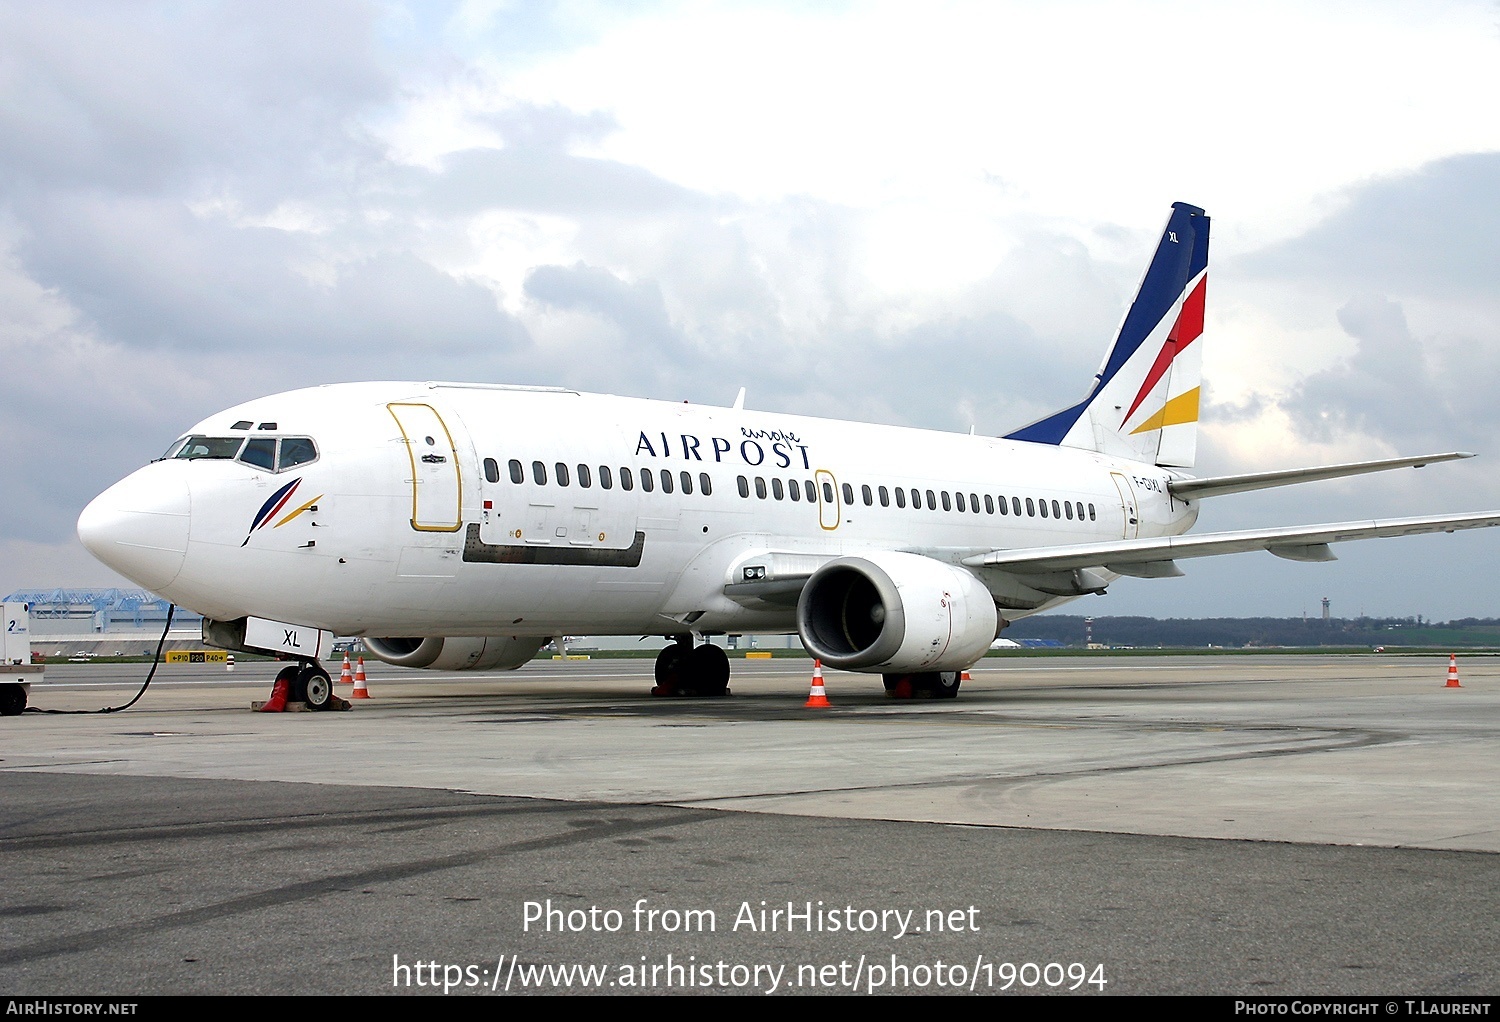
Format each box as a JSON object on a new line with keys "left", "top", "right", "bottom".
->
{"left": 797, "top": 552, "right": 997, "bottom": 673}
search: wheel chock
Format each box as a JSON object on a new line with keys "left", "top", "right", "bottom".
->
{"left": 257, "top": 676, "right": 290, "bottom": 712}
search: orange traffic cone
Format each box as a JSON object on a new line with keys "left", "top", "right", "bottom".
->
{"left": 805, "top": 659, "right": 831, "bottom": 708}
{"left": 226, "top": 653, "right": 235, "bottom": 673}
{"left": 259, "top": 675, "right": 290, "bottom": 712}
{"left": 339, "top": 654, "right": 353, "bottom": 687}
{"left": 351, "top": 656, "right": 371, "bottom": 698}
{"left": 1445, "top": 653, "right": 1462, "bottom": 688}
{"left": 961, "top": 670, "right": 972, "bottom": 682}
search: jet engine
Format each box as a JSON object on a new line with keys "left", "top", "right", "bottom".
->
{"left": 796, "top": 552, "right": 998, "bottom": 673}
{"left": 362, "top": 635, "right": 546, "bottom": 671}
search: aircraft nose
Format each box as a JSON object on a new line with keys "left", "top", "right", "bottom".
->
{"left": 77, "top": 467, "right": 190, "bottom": 590}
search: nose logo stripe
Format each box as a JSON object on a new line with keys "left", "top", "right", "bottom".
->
{"left": 244, "top": 479, "right": 301, "bottom": 545}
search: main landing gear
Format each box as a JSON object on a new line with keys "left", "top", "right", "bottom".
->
{"left": 882, "top": 671, "right": 961, "bottom": 700}
{"left": 652, "top": 636, "right": 731, "bottom": 697}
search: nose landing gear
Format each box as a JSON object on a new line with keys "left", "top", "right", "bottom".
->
{"left": 256, "top": 660, "right": 349, "bottom": 712}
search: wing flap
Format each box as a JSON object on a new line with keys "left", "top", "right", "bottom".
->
{"left": 962, "top": 511, "right": 1500, "bottom": 573}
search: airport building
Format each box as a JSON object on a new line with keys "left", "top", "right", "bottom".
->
{"left": 1, "top": 589, "right": 205, "bottom": 657}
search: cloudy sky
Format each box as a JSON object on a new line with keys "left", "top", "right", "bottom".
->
{"left": 3, "top": 0, "right": 1499, "bottom": 621}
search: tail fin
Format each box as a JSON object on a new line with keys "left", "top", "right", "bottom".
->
{"left": 1005, "top": 201, "right": 1209, "bottom": 468}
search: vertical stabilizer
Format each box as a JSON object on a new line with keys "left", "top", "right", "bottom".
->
{"left": 1005, "top": 202, "right": 1209, "bottom": 467}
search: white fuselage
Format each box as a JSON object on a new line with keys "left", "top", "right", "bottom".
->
{"left": 80, "top": 381, "right": 1199, "bottom": 639}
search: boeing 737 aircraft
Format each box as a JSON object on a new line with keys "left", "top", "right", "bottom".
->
{"left": 77, "top": 203, "right": 1500, "bottom": 706}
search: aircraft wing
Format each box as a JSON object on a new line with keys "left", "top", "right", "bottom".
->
{"left": 961, "top": 511, "right": 1500, "bottom": 577}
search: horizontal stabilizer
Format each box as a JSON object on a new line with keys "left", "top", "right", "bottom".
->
{"left": 962, "top": 511, "right": 1500, "bottom": 573}
{"left": 1170, "top": 452, "right": 1474, "bottom": 501}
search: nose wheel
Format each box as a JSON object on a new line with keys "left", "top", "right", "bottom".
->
{"left": 300, "top": 665, "right": 333, "bottom": 710}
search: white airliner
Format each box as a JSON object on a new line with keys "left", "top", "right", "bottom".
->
{"left": 77, "top": 203, "right": 1500, "bottom": 706}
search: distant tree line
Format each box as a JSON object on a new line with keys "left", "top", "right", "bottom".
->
{"left": 1003, "top": 615, "right": 1500, "bottom": 648}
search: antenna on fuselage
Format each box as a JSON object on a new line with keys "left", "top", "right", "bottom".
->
{"left": 732, "top": 387, "right": 746, "bottom": 410}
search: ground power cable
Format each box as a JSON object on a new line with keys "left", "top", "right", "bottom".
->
{"left": 25, "top": 604, "right": 175, "bottom": 715}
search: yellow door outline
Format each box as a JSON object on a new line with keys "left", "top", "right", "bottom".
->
{"left": 1110, "top": 471, "right": 1139, "bottom": 540}
{"left": 815, "top": 469, "right": 840, "bottom": 531}
{"left": 388, "top": 402, "right": 463, "bottom": 533}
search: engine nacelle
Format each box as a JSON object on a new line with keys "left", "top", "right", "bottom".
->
{"left": 796, "top": 552, "right": 998, "bottom": 673}
{"left": 362, "top": 635, "right": 546, "bottom": 672}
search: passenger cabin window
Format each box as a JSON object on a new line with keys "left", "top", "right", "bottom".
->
{"left": 942, "top": 491, "right": 953, "bottom": 512}
{"left": 879, "top": 485, "right": 890, "bottom": 507}
{"left": 640, "top": 469, "right": 655, "bottom": 492}
{"left": 985, "top": 495, "right": 994, "bottom": 514}
{"left": 738, "top": 475, "right": 750, "bottom": 498}
{"left": 483, "top": 458, "right": 500, "bottom": 484}
{"left": 895, "top": 488, "right": 906, "bottom": 508}
{"left": 599, "top": 466, "right": 613, "bottom": 489}
{"left": 773, "top": 478, "right": 785, "bottom": 500}
{"left": 699, "top": 473, "right": 712, "bottom": 496}
{"left": 620, "top": 467, "right": 634, "bottom": 491}
{"left": 843, "top": 483, "right": 854, "bottom": 505}
{"left": 1012, "top": 497, "right": 1022, "bottom": 516}
{"left": 788, "top": 479, "right": 799, "bottom": 501}
{"left": 1052, "top": 499, "right": 1061, "bottom": 518}
{"left": 555, "top": 462, "right": 570, "bottom": 487}
{"left": 1039, "top": 499, "right": 1049, "bottom": 518}
{"left": 755, "top": 477, "right": 767, "bottom": 499}
{"left": 679, "top": 470, "right": 692, "bottom": 494}
{"left": 509, "top": 459, "right": 524, "bottom": 484}
{"left": 805, "top": 481, "right": 816, "bottom": 502}
{"left": 862, "top": 484, "right": 872, "bottom": 506}
{"left": 532, "top": 461, "right": 547, "bottom": 485}
{"left": 823, "top": 482, "right": 835, "bottom": 503}
{"left": 971, "top": 493, "right": 980, "bottom": 514}
{"left": 577, "top": 464, "right": 592, "bottom": 488}
{"left": 1026, "top": 498, "right": 1035, "bottom": 516}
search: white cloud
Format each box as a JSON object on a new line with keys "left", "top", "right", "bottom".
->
{"left": 5, "top": 1, "right": 1500, "bottom": 616}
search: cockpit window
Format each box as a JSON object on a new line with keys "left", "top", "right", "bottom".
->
{"left": 239, "top": 438, "right": 277, "bottom": 471}
{"left": 229, "top": 436, "right": 319, "bottom": 473}
{"left": 163, "top": 433, "right": 318, "bottom": 473}
{"left": 279, "top": 437, "right": 317, "bottom": 470}
{"left": 174, "top": 436, "right": 244, "bottom": 460}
